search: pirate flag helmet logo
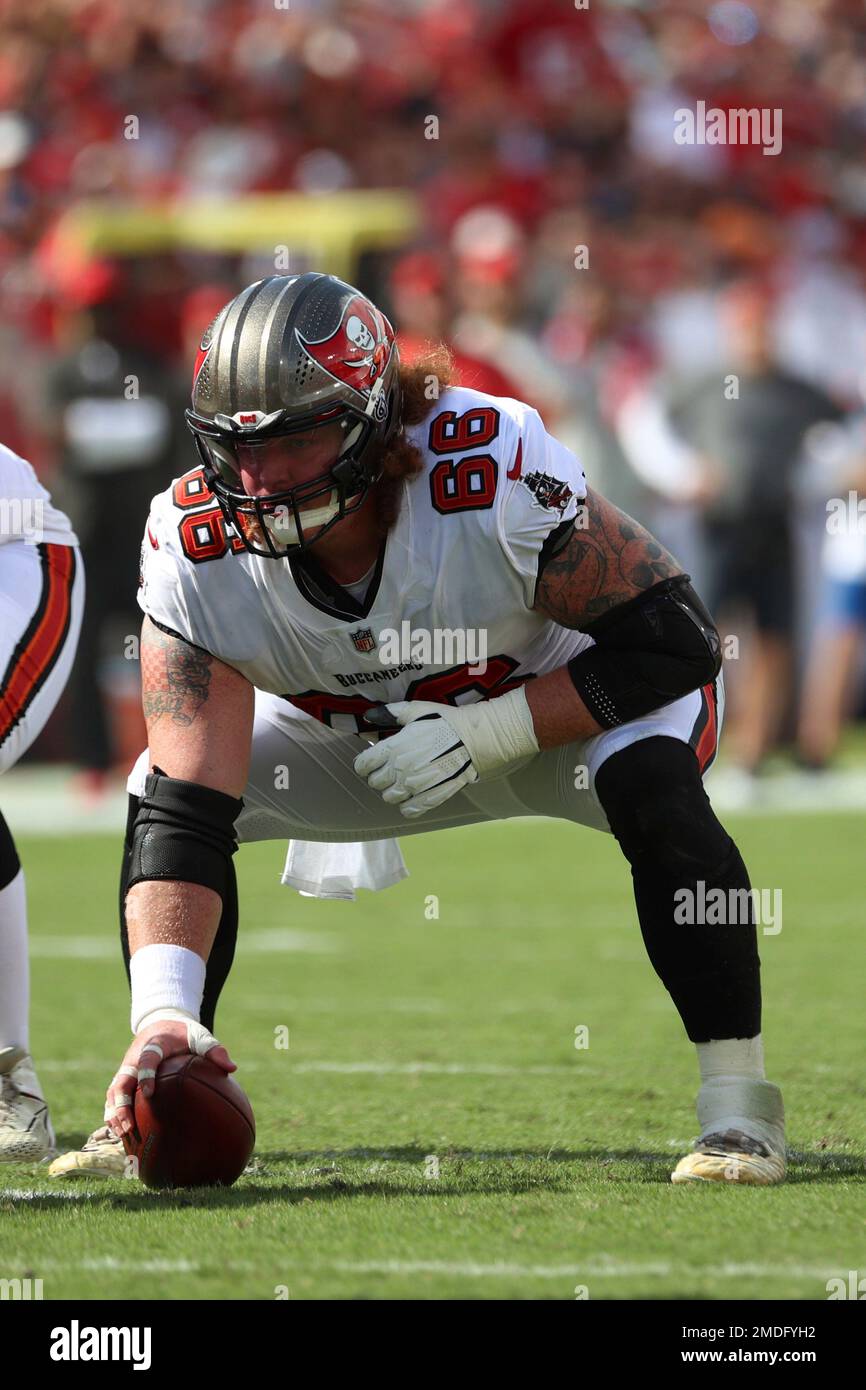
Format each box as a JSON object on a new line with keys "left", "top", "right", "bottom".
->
{"left": 296, "top": 295, "right": 395, "bottom": 415}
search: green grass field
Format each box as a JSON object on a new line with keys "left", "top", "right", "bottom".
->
{"left": 0, "top": 811, "right": 863, "bottom": 1301}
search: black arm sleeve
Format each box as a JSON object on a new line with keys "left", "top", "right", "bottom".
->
{"left": 566, "top": 575, "right": 722, "bottom": 728}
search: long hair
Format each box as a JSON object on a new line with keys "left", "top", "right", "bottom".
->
{"left": 373, "top": 344, "right": 454, "bottom": 535}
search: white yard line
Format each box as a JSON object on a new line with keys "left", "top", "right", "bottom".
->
{"left": 78, "top": 1257, "right": 199, "bottom": 1272}
{"left": 0, "top": 1189, "right": 101, "bottom": 1201}
{"left": 35, "top": 1058, "right": 587, "bottom": 1076}
{"left": 27, "top": 929, "right": 338, "bottom": 959}
{"left": 326, "top": 1258, "right": 843, "bottom": 1280}
{"left": 1, "top": 1253, "right": 199, "bottom": 1271}
{"left": 244, "top": 996, "right": 447, "bottom": 1014}
{"left": 241, "top": 929, "right": 339, "bottom": 954}
{"left": 0, "top": 1251, "right": 838, "bottom": 1282}
{"left": 290, "top": 1061, "right": 586, "bottom": 1075}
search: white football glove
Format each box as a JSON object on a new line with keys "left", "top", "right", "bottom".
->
{"left": 353, "top": 688, "right": 539, "bottom": 819}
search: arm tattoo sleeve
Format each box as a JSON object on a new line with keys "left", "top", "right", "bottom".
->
{"left": 140, "top": 621, "right": 213, "bottom": 727}
{"left": 533, "top": 487, "right": 684, "bottom": 628}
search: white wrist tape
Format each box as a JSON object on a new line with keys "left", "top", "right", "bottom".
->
{"left": 134, "top": 1008, "right": 220, "bottom": 1059}
{"left": 130, "top": 943, "right": 206, "bottom": 1034}
{"left": 448, "top": 686, "right": 539, "bottom": 775}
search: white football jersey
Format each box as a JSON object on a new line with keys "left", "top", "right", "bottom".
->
{"left": 137, "top": 387, "right": 592, "bottom": 731}
{"left": 0, "top": 443, "right": 78, "bottom": 548}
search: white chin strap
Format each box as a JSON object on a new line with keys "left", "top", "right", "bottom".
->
{"left": 262, "top": 488, "right": 341, "bottom": 547}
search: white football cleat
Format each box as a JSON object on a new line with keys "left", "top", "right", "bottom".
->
{"left": 0, "top": 1045, "right": 56, "bottom": 1163}
{"left": 48, "top": 1123, "right": 126, "bottom": 1179}
{"left": 671, "top": 1076, "right": 786, "bottom": 1185}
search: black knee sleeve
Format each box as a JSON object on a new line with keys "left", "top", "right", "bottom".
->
{"left": 120, "top": 791, "right": 239, "bottom": 1033}
{"left": 595, "top": 737, "right": 761, "bottom": 1043}
{"left": 0, "top": 809, "right": 20, "bottom": 890}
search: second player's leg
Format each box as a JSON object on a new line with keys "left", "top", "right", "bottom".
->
{"left": 0, "top": 541, "right": 83, "bottom": 1162}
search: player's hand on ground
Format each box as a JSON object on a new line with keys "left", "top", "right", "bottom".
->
{"left": 105, "top": 1015, "right": 236, "bottom": 1140}
{"left": 354, "top": 700, "right": 479, "bottom": 818}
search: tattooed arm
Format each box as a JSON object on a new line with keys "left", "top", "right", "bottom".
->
{"left": 124, "top": 617, "right": 254, "bottom": 961}
{"left": 533, "top": 487, "right": 683, "bottom": 628}
{"left": 139, "top": 615, "right": 254, "bottom": 795}
{"left": 525, "top": 489, "right": 687, "bottom": 748}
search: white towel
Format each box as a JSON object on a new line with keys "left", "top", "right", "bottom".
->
{"left": 280, "top": 838, "right": 408, "bottom": 901}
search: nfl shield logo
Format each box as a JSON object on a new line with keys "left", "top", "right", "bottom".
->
{"left": 351, "top": 627, "right": 376, "bottom": 654}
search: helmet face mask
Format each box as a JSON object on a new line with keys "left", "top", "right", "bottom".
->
{"left": 184, "top": 273, "right": 402, "bottom": 558}
{"left": 188, "top": 408, "right": 378, "bottom": 555}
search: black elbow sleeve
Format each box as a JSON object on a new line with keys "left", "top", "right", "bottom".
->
{"left": 567, "top": 575, "right": 721, "bottom": 729}
{"left": 127, "top": 766, "right": 244, "bottom": 897}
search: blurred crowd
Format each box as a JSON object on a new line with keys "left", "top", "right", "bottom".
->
{"left": 2, "top": 0, "right": 866, "bottom": 785}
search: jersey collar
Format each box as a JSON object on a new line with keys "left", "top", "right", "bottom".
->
{"left": 288, "top": 536, "right": 387, "bottom": 622}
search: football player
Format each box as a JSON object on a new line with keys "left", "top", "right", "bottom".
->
{"left": 0, "top": 442, "right": 83, "bottom": 1161}
{"left": 50, "top": 274, "right": 784, "bottom": 1184}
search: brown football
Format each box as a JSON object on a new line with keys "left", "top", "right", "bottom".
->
{"left": 123, "top": 1053, "right": 255, "bottom": 1189}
